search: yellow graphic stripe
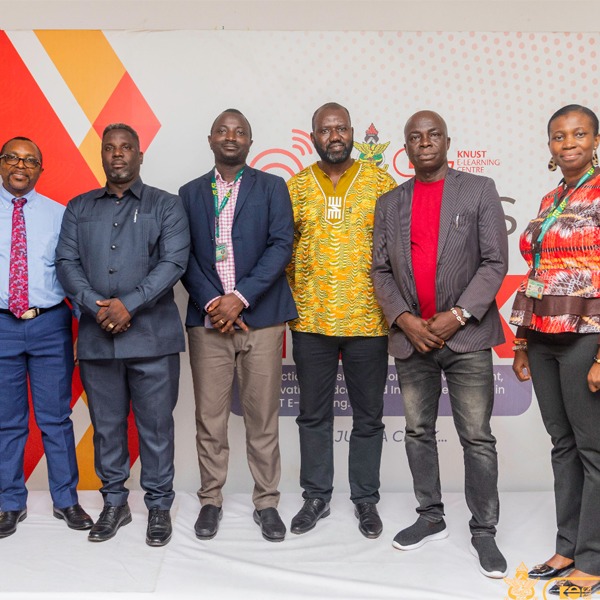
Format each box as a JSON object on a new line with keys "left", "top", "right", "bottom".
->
{"left": 75, "top": 390, "right": 100, "bottom": 490}
{"left": 35, "top": 30, "right": 125, "bottom": 124}
{"left": 76, "top": 426, "right": 101, "bottom": 490}
{"left": 78, "top": 128, "right": 104, "bottom": 187}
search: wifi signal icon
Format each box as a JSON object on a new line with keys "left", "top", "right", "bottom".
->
{"left": 249, "top": 129, "right": 314, "bottom": 179}
{"left": 291, "top": 130, "right": 313, "bottom": 156}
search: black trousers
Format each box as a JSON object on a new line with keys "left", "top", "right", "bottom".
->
{"left": 528, "top": 332, "right": 600, "bottom": 575}
{"left": 292, "top": 331, "right": 388, "bottom": 504}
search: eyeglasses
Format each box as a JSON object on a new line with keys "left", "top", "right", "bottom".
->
{"left": 0, "top": 154, "right": 41, "bottom": 169}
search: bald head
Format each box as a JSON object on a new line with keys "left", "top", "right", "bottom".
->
{"left": 404, "top": 110, "right": 448, "bottom": 141}
{"left": 403, "top": 110, "right": 451, "bottom": 182}
{"left": 311, "top": 102, "right": 351, "bottom": 132}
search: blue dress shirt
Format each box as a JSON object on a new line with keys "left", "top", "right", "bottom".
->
{"left": 0, "top": 185, "right": 66, "bottom": 309}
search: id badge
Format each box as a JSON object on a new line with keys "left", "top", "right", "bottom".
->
{"left": 216, "top": 244, "right": 228, "bottom": 262}
{"left": 525, "top": 277, "right": 544, "bottom": 300}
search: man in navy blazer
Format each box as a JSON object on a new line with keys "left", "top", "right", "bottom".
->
{"left": 179, "top": 109, "right": 297, "bottom": 543}
{"left": 371, "top": 111, "right": 509, "bottom": 578}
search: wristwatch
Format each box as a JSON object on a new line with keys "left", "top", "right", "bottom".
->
{"left": 459, "top": 307, "right": 472, "bottom": 320}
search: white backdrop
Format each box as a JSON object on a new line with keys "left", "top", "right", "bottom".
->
{"left": 10, "top": 28, "right": 599, "bottom": 497}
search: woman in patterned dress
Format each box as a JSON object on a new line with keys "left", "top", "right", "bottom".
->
{"left": 511, "top": 104, "right": 600, "bottom": 596}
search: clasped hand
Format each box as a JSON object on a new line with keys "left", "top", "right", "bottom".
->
{"left": 207, "top": 293, "right": 249, "bottom": 334}
{"left": 396, "top": 310, "right": 462, "bottom": 354}
{"left": 96, "top": 298, "right": 131, "bottom": 334}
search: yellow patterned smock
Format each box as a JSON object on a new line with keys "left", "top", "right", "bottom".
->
{"left": 287, "top": 160, "right": 397, "bottom": 336}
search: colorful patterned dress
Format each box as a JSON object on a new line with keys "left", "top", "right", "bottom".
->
{"left": 510, "top": 170, "right": 600, "bottom": 338}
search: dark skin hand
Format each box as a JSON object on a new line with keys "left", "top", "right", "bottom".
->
{"left": 589, "top": 361, "right": 600, "bottom": 393}
{"left": 395, "top": 312, "right": 445, "bottom": 353}
{"left": 96, "top": 298, "right": 131, "bottom": 334}
{"left": 207, "top": 293, "right": 249, "bottom": 334}
{"left": 512, "top": 348, "right": 600, "bottom": 393}
{"left": 512, "top": 349, "right": 530, "bottom": 382}
{"left": 426, "top": 311, "right": 462, "bottom": 341}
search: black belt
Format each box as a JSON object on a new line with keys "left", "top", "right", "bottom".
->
{"left": 0, "top": 302, "right": 64, "bottom": 320}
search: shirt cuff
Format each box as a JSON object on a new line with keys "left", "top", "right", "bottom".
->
{"left": 233, "top": 289, "right": 249, "bottom": 309}
{"left": 205, "top": 296, "right": 220, "bottom": 312}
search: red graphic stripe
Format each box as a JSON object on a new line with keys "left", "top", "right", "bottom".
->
{"left": 494, "top": 274, "right": 525, "bottom": 359}
{"left": 0, "top": 32, "right": 100, "bottom": 204}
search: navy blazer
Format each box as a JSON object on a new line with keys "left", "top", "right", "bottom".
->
{"left": 371, "top": 168, "right": 509, "bottom": 359}
{"left": 179, "top": 166, "right": 298, "bottom": 328}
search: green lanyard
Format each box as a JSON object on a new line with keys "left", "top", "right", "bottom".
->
{"left": 533, "top": 167, "right": 594, "bottom": 270}
{"left": 211, "top": 168, "right": 244, "bottom": 238}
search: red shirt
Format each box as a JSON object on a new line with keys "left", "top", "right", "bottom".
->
{"left": 411, "top": 178, "right": 445, "bottom": 320}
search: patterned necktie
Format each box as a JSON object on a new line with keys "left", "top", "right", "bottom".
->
{"left": 8, "top": 197, "right": 28, "bottom": 318}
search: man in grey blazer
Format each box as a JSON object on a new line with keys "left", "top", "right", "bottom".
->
{"left": 56, "top": 123, "right": 190, "bottom": 547}
{"left": 371, "top": 111, "right": 508, "bottom": 578}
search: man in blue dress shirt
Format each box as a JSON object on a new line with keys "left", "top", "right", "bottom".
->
{"left": 0, "top": 137, "right": 92, "bottom": 538}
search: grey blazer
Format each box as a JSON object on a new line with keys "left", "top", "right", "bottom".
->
{"left": 371, "top": 168, "right": 508, "bottom": 359}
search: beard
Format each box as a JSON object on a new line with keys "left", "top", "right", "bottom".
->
{"left": 103, "top": 159, "right": 140, "bottom": 186}
{"left": 106, "top": 167, "right": 135, "bottom": 182}
{"left": 314, "top": 138, "right": 353, "bottom": 164}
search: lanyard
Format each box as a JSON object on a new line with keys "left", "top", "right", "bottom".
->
{"left": 211, "top": 168, "right": 244, "bottom": 238}
{"left": 533, "top": 167, "right": 594, "bottom": 270}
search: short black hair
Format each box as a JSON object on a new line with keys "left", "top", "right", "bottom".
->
{"left": 1, "top": 136, "right": 43, "bottom": 165}
{"left": 210, "top": 109, "right": 253, "bottom": 138}
{"left": 102, "top": 123, "right": 141, "bottom": 147}
{"left": 548, "top": 104, "right": 599, "bottom": 136}
{"left": 311, "top": 102, "right": 351, "bottom": 132}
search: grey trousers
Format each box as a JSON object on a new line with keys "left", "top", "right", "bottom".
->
{"left": 395, "top": 347, "right": 499, "bottom": 536}
{"left": 80, "top": 354, "right": 179, "bottom": 510}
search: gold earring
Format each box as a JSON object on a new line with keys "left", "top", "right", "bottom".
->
{"left": 547, "top": 157, "right": 557, "bottom": 172}
{"left": 593, "top": 150, "right": 599, "bottom": 168}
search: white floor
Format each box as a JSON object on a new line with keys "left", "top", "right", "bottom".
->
{"left": 0, "top": 491, "right": 558, "bottom": 600}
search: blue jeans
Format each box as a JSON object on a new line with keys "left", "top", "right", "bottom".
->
{"left": 292, "top": 331, "right": 388, "bottom": 504}
{"left": 394, "top": 347, "right": 499, "bottom": 536}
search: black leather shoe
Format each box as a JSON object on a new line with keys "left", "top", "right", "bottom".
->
{"left": 528, "top": 562, "right": 574, "bottom": 579}
{"left": 88, "top": 504, "right": 132, "bottom": 542}
{"left": 194, "top": 505, "right": 222, "bottom": 540}
{"left": 253, "top": 507, "right": 286, "bottom": 542}
{"left": 146, "top": 508, "right": 172, "bottom": 547}
{"left": 547, "top": 579, "right": 600, "bottom": 596}
{"left": 53, "top": 504, "right": 93, "bottom": 530}
{"left": 0, "top": 509, "right": 27, "bottom": 538}
{"left": 354, "top": 502, "right": 383, "bottom": 539}
{"left": 290, "top": 498, "right": 330, "bottom": 535}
